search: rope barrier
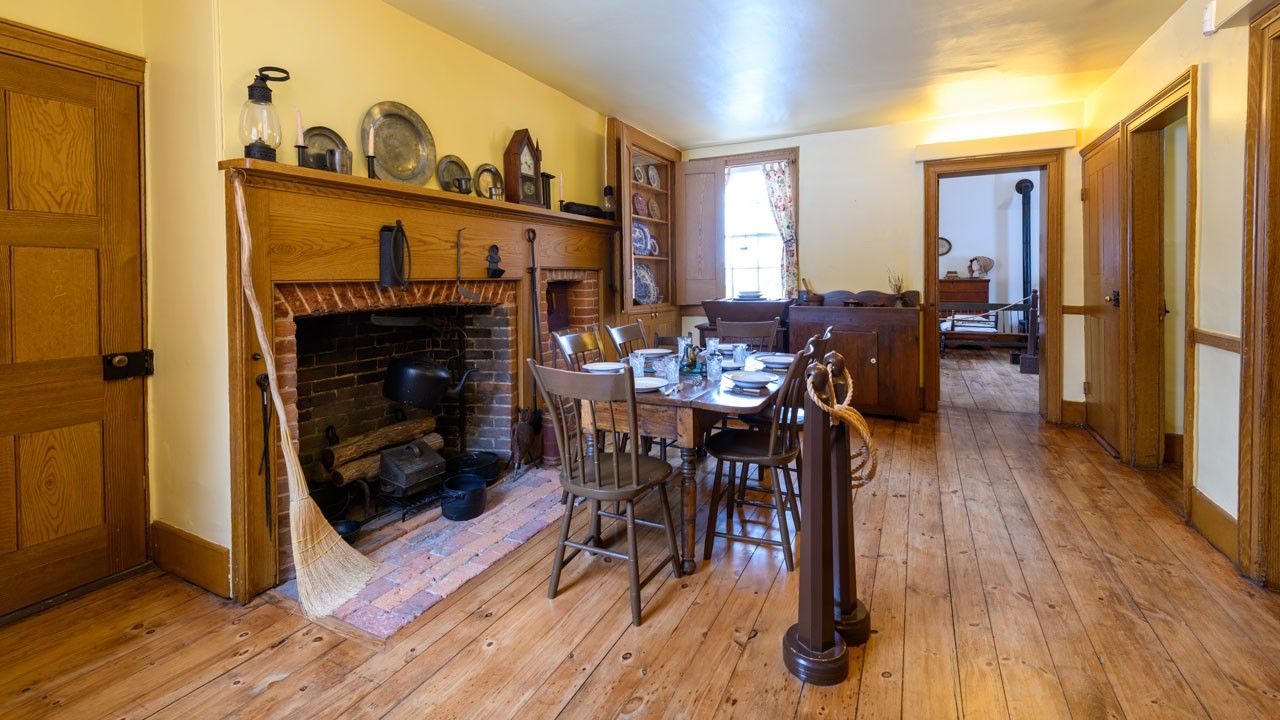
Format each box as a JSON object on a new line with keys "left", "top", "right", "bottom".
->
{"left": 805, "top": 362, "right": 878, "bottom": 488}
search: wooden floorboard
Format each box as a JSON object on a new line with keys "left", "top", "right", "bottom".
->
{"left": 3, "top": 411, "right": 1279, "bottom": 719}
{"left": 941, "top": 349, "right": 1038, "bottom": 413}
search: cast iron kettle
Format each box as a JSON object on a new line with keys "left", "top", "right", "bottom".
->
{"left": 383, "top": 357, "right": 473, "bottom": 411}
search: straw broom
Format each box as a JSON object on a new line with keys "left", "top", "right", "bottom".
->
{"left": 231, "top": 172, "right": 378, "bottom": 617}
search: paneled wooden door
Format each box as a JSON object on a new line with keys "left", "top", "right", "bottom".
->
{"left": 1082, "top": 133, "right": 1127, "bottom": 456}
{"left": 0, "top": 51, "right": 146, "bottom": 614}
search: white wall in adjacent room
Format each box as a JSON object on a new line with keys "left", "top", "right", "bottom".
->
{"left": 938, "top": 171, "right": 1041, "bottom": 304}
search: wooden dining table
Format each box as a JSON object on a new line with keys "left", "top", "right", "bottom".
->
{"left": 583, "top": 360, "right": 782, "bottom": 574}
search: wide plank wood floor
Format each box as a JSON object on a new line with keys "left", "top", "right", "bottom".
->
{"left": 4, "top": 409, "right": 1279, "bottom": 719}
{"left": 941, "top": 348, "right": 1038, "bottom": 413}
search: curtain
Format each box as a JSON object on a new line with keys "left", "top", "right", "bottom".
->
{"left": 762, "top": 160, "right": 798, "bottom": 297}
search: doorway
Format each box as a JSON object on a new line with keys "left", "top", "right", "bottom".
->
{"left": 936, "top": 170, "right": 1043, "bottom": 413}
{"left": 923, "top": 150, "right": 1065, "bottom": 422}
{"left": 1079, "top": 70, "right": 1195, "bottom": 478}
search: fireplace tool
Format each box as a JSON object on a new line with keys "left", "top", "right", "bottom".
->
{"left": 456, "top": 228, "right": 480, "bottom": 301}
{"left": 514, "top": 228, "right": 545, "bottom": 468}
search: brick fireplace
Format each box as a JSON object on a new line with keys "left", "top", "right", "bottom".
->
{"left": 272, "top": 279, "right": 518, "bottom": 579}
{"left": 537, "top": 268, "right": 601, "bottom": 365}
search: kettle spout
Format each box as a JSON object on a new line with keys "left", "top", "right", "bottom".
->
{"left": 444, "top": 368, "right": 475, "bottom": 401}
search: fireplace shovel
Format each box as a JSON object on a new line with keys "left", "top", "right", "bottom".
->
{"left": 456, "top": 228, "right": 480, "bottom": 302}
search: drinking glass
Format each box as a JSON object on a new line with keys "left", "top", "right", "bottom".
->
{"left": 657, "top": 356, "right": 679, "bottom": 385}
{"left": 706, "top": 337, "right": 720, "bottom": 357}
{"left": 628, "top": 352, "right": 646, "bottom": 378}
{"left": 706, "top": 353, "right": 723, "bottom": 384}
{"left": 733, "top": 343, "right": 748, "bottom": 365}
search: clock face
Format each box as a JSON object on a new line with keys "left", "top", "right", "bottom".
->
{"left": 521, "top": 176, "right": 538, "bottom": 201}
{"left": 520, "top": 147, "right": 534, "bottom": 175}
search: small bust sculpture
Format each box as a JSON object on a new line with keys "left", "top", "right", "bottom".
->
{"left": 486, "top": 244, "right": 505, "bottom": 278}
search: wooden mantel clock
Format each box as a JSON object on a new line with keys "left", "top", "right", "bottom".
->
{"left": 504, "top": 129, "right": 542, "bottom": 206}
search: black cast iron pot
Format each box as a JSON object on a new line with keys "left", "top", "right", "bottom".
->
{"left": 441, "top": 473, "right": 487, "bottom": 521}
{"left": 446, "top": 451, "right": 501, "bottom": 482}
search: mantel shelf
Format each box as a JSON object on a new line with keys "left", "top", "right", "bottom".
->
{"left": 219, "top": 158, "right": 619, "bottom": 231}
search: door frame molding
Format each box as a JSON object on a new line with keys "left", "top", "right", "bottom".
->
{"left": 922, "top": 150, "right": 1065, "bottom": 421}
{"left": 1125, "top": 70, "right": 1198, "bottom": 497}
{"left": 1239, "top": 3, "right": 1280, "bottom": 582}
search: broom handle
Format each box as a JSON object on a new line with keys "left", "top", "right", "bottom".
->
{"left": 232, "top": 173, "right": 310, "bottom": 501}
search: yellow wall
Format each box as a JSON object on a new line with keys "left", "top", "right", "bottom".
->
{"left": 216, "top": 0, "right": 606, "bottom": 203}
{"left": 685, "top": 101, "right": 1088, "bottom": 403}
{"left": 1084, "top": 0, "right": 1248, "bottom": 516}
{"left": 0, "top": 0, "right": 143, "bottom": 55}
{"left": 142, "top": 0, "right": 231, "bottom": 547}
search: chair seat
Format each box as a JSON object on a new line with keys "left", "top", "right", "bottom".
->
{"left": 564, "top": 454, "right": 675, "bottom": 501}
{"left": 705, "top": 429, "right": 797, "bottom": 466}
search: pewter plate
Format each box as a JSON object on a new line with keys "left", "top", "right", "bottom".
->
{"left": 303, "top": 126, "right": 352, "bottom": 174}
{"left": 473, "top": 163, "right": 502, "bottom": 198}
{"left": 437, "top": 154, "right": 470, "bottom": 193}
{"left": 361, "top": 101, "right": 436, "bottom": 185}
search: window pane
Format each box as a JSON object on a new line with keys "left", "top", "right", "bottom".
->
{"left": 724, "top": 163, "right": 785, "bottom": 299}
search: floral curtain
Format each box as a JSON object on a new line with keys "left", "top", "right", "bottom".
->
{"left": 762, "top": 160, "right": 798, "bottom": 297}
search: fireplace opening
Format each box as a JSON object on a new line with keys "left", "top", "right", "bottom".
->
{"left": 546, "top": 280, "right": 573, "bottom": 333}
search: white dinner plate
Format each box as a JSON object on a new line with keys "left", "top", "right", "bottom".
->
{"left": 725, "top": 370, "right": 777, "bottom": 389}
{"left": 757, "top": 353, "right": 795, "bottom": 368}
{"left": 583, "top": 361, "right": 625, "bottom": 374}
{"left": 634, "top": 348, "right": 673, "bottom": 357}
{"left": 720, "top": 360, "right": 744, "bottom": 370}
{"left": 633, "top": 377, "right": 667, "bottom": 393}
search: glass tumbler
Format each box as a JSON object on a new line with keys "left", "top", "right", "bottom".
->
{"left": 628, "top": 353, "right": 646, "bottom": 378}
{"left": 706, "top": 353, "right": 723, "bottom": 384}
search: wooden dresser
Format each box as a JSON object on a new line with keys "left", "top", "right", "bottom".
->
{"left": 939, "top": 277, "right": 990, "bottom": 305}
{"left": 789, "top": 305, "right": 920, "bottom": 421}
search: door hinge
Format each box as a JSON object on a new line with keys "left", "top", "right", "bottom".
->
{"left": 1082, "top": 380, "right": 1090, "bottom": 396}
{"left": 1080, "top": 188, "right": 1087, "bottom": 202}
{"left": 103, "top": 349, "right": 155, "bottom": 380}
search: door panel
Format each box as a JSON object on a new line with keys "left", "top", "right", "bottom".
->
{"left": 1083, "top": 134, "right": 1126, "bottom": 455}
{"left": 0, "top": 54, "right": 145, "bottom": 614}
{"left": 831, "top": 330, "right": 879, "bottom": 407}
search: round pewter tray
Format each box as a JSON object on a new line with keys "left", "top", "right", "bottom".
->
{"left": 361, "top": 101, "right": 436, "bottom": 185}
{"left": 437, "top": 154, "right": 470, "bottom": 193}
{"left": 473, "top": 163, "right": 503, "bottom": 198}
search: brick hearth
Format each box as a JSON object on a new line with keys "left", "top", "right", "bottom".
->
{"left": 272, "top": 279, "right": 519, "bottom": 580}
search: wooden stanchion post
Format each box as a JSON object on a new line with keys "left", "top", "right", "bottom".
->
{"left": 782, "top": 361, "right": 849, "bottom": 685}
{"left": 828, "top": 353, "right": 871, "bottom": 644}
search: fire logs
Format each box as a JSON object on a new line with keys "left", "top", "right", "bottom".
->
{"left": 322, "top": 417, "right": 437, "bottom": 469}
{"left": 330, "top": 431, "right": 443, "bottom": 486}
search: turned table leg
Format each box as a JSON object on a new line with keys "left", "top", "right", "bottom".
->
{"left": 680, "top": 446, "right": 698, "bottom": 575}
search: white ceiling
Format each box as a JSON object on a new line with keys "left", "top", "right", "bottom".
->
{"left": 385, "top": 0, "right": 1184, "bottom": 148}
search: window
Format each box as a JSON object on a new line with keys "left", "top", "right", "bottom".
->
{"left": 724, "top": 163, "right": 785, "bottom": 299}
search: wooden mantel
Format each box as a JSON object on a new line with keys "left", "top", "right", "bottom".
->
{"left": 222, "top": 159, "right": 618, "bottom": 602}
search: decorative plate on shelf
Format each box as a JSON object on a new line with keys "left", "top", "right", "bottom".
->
{"left": 633, "top": 192, "right": 647, "bottom": 215}
{"left": 437, "top": 154, "right": 471, "bottom": 193}
{"left": 473, "top": 163, "right": 503, "bottom": 198}
{"left": 647, "top": 233, "right": 660, "bottom": 256}
{"left": 302, "top": 126, "right": 352, "bottom": 174}
{"left": 647, "top": 164, "right": 660, "bottom": 188}
{"left": 633, "top": 262, "right": 660, "bottom": 305}
{"left": 647, "top": 197, "right": 660, "bottom": 219}
{"left": 361, "top": 101, "right": 436, "bottom": 185}
{"left": 633, "top": 166, "right": 644, "bottom": 183}
{"left": 938, "top": 236, "right": 953, "bottom": 256}
{"left": 631, "top": 222, "right": 652, "bottom": 256}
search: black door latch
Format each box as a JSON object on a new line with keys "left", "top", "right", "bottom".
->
{"left": 102, "top": 349, "right": 155, "bottom": 380}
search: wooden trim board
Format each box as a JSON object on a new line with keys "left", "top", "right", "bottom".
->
{"left": 0, "top": 17, "right": 145, "bottom": 85}
{"left": 1062, "top": 400, "right": 1085, "bottom": 425}
{"left": 923, "top": 149, "right": 1065, "bottom": 422}
{"left": 1190, "top": 489, "right": 1240, "bottom": 563}
{"left": 150, "top": 521, "right": 231, "bottom": 598}
{"left": 1062, "top": 304, "right": 1085, "bottom": 315}
{"left": 1190, "top": 328, "right": 1242, "bottom": 353}
{"left": 1164, "top": 432, "right": 1184, "bottom": 466}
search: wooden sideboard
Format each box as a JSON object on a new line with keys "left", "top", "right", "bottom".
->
{"left": 939, "top": 277, "right": 989, "bottom": 306}
{"left": 789, "top": 305, "right": 920, "bottom": 421}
